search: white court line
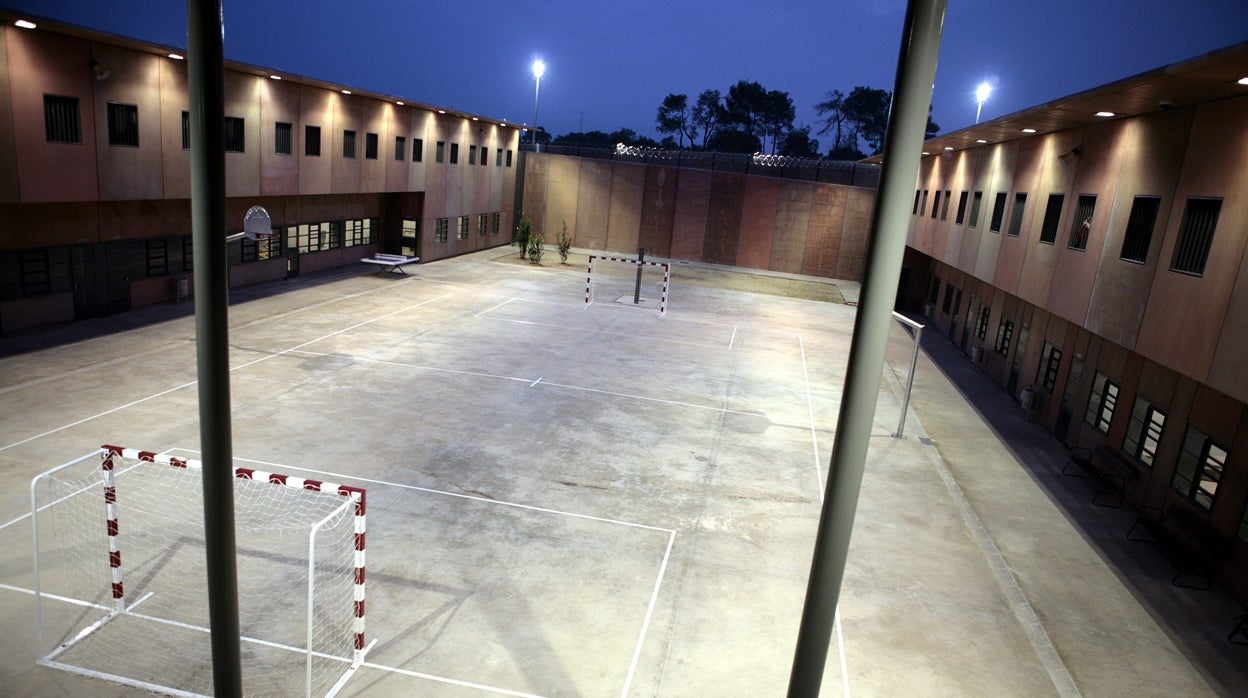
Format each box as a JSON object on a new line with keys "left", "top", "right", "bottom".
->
{"left": 728, "top": 325, "right": 738, "bottom": 350}
{"left": 475, "top": 308, "right": 731, "bottom": 351}
{"left": 621, "top": 530, "right": 676, "bottom": 698}
{"left": 0, "top": 293, "right": 450, "bottom": 455}
{"left": 474, "top": 297, "right": 517, "bottom": 317}
{"left": 530, "top": 376, "right": 543, "bottom": 387}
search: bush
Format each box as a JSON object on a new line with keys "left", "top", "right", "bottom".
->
{"left": 514, "top": 214, "right": 532, "bottom": 259}
{"left": 556, "top": 220, "right": 573, "bottom": 264}
{"left": 527, "top": 231, "right": 544, "bottom": 264}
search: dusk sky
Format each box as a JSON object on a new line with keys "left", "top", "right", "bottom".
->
{"left": 8, "top": 1, "right": 1248, "bottom": 148}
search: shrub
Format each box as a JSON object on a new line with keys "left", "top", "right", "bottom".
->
{"left": 556, "top": 220, "right": 573, "bottom": 264}
{"left": 514, "top": 214, "right": 532, "bottom": 259}
{"left": 527, "top": 231, "right": 545, "bottom": 264}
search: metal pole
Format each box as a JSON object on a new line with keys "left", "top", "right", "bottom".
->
{"left": 187, "top": 1, "right": 242, "bottom": 695}
{"left": 531, "top": 74, "right": 541, "bottom": 145}
{"left": 634, "top": 246, "right": 645, "bottom": 305}
{"left": 891, "top": 312, "right": 926, "bottom": 439}
{"left": 787, "top": 1, "right": 946, "bottom": 695}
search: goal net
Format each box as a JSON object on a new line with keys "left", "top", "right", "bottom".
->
{"left": 584, "top": 255, "right": 670, "bottom": 315}
{"left": 31, "top": 445, "right": 368, "bottom": 697}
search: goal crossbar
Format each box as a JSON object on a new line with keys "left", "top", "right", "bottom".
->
{"left": 584, "top": 254, "right": 670, "bottom": 315}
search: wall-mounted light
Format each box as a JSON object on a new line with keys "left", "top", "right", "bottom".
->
{"left": 1021, "top": 128, "right": 1037, "bottom": 134}
{"left": 15, "top": 19, "right": 37, "bottom": 30}
{"left": 268, "top": 74, "right": 281, "bottom": 80}
{"left": 90, "top": 59, "right": 110, "bottom": 81}
{"left": 396, "top": 101, "right": 404, "bottom": 106}
{"left": 1058, "top": 145, "right": 1083, "bottom": 165}
{"left": 168, "top": 53, "right": 184, "bottom": 60}
{"left": 1094, "top": 111, "right": 1115, "bottom": 117}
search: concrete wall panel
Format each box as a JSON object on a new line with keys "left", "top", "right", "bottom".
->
{"left": 669, "top": 169, "right": 711, "bottom": 262}
{"left": 703, "top": 173, "right": 746, "bottom": 266}
{"left": 605, "top": 162, "right": 644, "bottom": 252}
{"left": 638, "top": 166, "right": 678, "bottom": 258}
{"left": 736, "top": 177, "right": 779, "bottom": 271}
{"left": 771, "top": 180, "right": 812, "bottom": 274}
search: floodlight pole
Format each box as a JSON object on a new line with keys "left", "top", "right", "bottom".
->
{"left": 187, "top": 1, "right": 243, "bottom": 696}
{"left": 787, "top": 0, "right": 946, "bottom": 695}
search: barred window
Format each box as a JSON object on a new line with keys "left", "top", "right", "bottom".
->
{"left": 343, "top": 130, "right": 356, "bottom": 159}
{"left": 1007, "top": 193, "right": 1027, "bottom": 237}
{"left": 435, "top": 218, "right": 449, "bottom": 243}
{"left": 1172, "top": 427, "right": 1227, "bottom": 512}
{"left": 995, "top": 320, "right": 1014, "bottom": 356}
{"left": 1124, "top": 398, "right": 1165, "bottom": 468}
{"left": 19, "top": 249, "right": 51, "bottom": 295}
{"left": 456, "top": 215, "right": 469, "bottom": 239}
{"left": 1170, "top": 198, "right": 1221, "bottom": 276}
{"left": 1038, "top": 193, "right": 1064, "bottom": 245}
{"left": 1083, "top": 371, "right": 1120, "bottom": 435}
{"left": 365, "top": 132, "right": 378, "bottom": 160}
{"left": 305, "top": 125, "right": 321, "bottom": 156}
{"left": 107, "top": 102, "right": 139, "bottom": 147}
{"left": 223, "top": 116, "right": 245, "bottom": 152}
{"left": 146, "top": 239, "right": 168, "bottom": 277}
{"left": 989, "top": 192, "right": 1008, "bottom": 233}
{"left": 1038, "top": 342, "right": 1061, "bottom": 393}
{"left": 275, "top": 122, "right": 293, "bottom": 155}
{"left": 291, "top": 222, "right": 336, "bottom": 253}
{"left": 343, "top": 218, "right": 377, "bottom": 247}
{"left": 492, "top": 212, "right": 501, "bottom": 235}
{"left": 477, "top": 213, "right": 488, "bottom": 237}
{"left": 975, "top": 305, "right": 990, "bottom": 340}
{"left": 1119, "top": 196, "right": 1160, "bottom": 264}
{"left": 1067, "top": 195, "right": 1096, "bottom": 250}
{"left": 44, "top": 94, "right": 82, "bottom": 143}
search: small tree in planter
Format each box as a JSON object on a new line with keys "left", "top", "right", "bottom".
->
{"left": 527, "top": 230, "right": 545, "bottom": 264}
{"left": 556, "top": 220, "right": 573, "bottom": 264}
{"left": 514, "top": 214, "right": 532, "bottom": 259}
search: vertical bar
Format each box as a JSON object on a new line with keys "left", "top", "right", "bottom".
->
{"left": 787, "top": 1, "right": 946, "bottom": 695}
{"left": 896, "top": 322, "right": 923, "bottom": 438}
{"left": 634, "top": 247, "right": 645, "bottom": 304}
{"left": 187, "top": 1, "right": 243, "bottom": 695}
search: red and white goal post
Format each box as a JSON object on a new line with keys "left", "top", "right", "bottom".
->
{"left": 584, "top": 254, "right": 670, "bottom": 316}
{"left": 31, "top": 445, "right": 369, "bottom": 698}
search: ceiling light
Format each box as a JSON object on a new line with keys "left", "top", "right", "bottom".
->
{"left": 15, "top": 19, "right": 36, "bottom": 29}
{"left": 341, "top": 89, "right": 351, "bottom": 95}
{"left": 437, "top": 110, "right": 446, "bottom": 114}
{"left": 167, "top": 53, "right": 184, "bottom": 60}
{"left": 268, "top": 74, "right": 281, "bottom": 80}
{"left": 975, "top": 139, "right": 987, "bottom": 144}
{"left": 1094, "top": 111, "right": 1115, "bottom": 117}
{"left": 921, "top": 151, "right": 930, "bottom": 156}
{"left": 396, "top": 101, "right": 404, "bottom": 106}
{"left": 472, "top": 117, "right": 479, "bottom": 121}
{"left": 943, "top": 146, "right": 954, "bottom": 151}
{"left": 1021, "top": 128, "right": 1037, "bottom": 134}
{"left": 1238, "top": 77, "right": 1248, "bottom": 86}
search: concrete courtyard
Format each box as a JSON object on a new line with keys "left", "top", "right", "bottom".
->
{"left": 0, "top": 247, "right": 1243, "bottom": 696}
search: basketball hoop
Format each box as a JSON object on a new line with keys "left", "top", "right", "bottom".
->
{"left": 224, "top": 205, "right": 276, "bottom": 242}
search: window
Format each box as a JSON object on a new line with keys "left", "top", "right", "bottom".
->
{"left": 955, "top": 191, "right": 968, "bottom": 224}
{"left": 18, "top": 250, "right": 52, "bottom": 295}
{"left": 291, "top": 222, "right": 328, "bottom": 253}
{"left": 975, "top": 306, "right": 990, "bottom": 340}
{"left": 941, "top": 283, "right": 954, "bottom": 314}
{"left": 365, "top": 132, "right": 378, "bottom": 159}
{"left": 1038, "top": 193, "right": 1064, "bottom": 245}
{"left": 401, "top": 218, "right": 419, "bottom": 256}
{"left": 450, "top": 143, "right": 459, "bottom": 164}
{"left": 1038, "top": 342, "right": 1061, "bottom": 392}
{"left": 1170, "top": 198, "right": 1221, "bottom": 276}
{"left": 413, "top": 138, "right": 423, "bottom": 162}
{"left": 995, "top": 320, "right": 1014, "bottom": 356}
{"left": 930, "top": 190, "right": 940, "bottom": 219}
{"left": 343, "top": 218, "right": 377, "bottom": 246}
{"left": 456, "top": 215, "right": 469, "bottom": 240}
{"left": 182, "top": 111, "right": 190, "bottom": 150}
{"left": 223, "top": 116, "right": 245, "bottom": 152}
{"left": 496, "top": 148, "right": 503, "bottom": 167}
{"left": 435, "top": 218, "right": 449, "bottom": 243}
{"left": 107, "top": 103, "right": 139, "bottom": 147}
{"left": 305, "top": 125, "right": 321, "bottom": 156}
{"left": 1083, "top": 371, "right": 1120, "bottom": 434}
{"left": 969, "top": 191, "right": 983, "bottom": 228}
{"left": 940, "top": 190, "right": 951, "bottom": 221}
{"left": 506, "top": 149, "right": 513, "bottom": 167}
{"left": 1123, "top": 398, "right": 1165, "bottom": 468}
{"left": 1067, "top": 194, "right": 1096, "bottom": 250}
{"left": 478, "top": 213, "right": 488, "bottom": 236}
{"left": 343, "top": 130, "right": 356, "bottom": 158}
{"left": 44, "top": 95, "right": 81, "bottom": 143}
{"left": 275, "top": 122, "right": 293, "bottom": 155}
{"left": 480, "top": 148, "right": 488, "bottom": 167}
{"left": 146, "top": 239, "right": 168, "bottom": 277}
{"left": 1119, "top": 196, "right": 1160, "bottom": 264}
{"left": 1007, "top": 193, "right": 1027, "bottom": 237}
{"left": 1240, "top": 503, "right": 1248, "bottom": 544}
{"left": 989, "top": 192, "right": 1008, "bottom": 233}
{"left": 1172, "top": 427, "right": 1227, "bottom": 512}
{"left": 920, "top": 190, "right": 928, "bottom": 216}
{"left": 928, "top": 275, "right": 941, "bottom": 304}
{"left": 238, "top": 232, "right": 281, "bottom": 263}
{"left": 435, "top": 141, "right": 445, "bottom": 163}
{"left": 469, "top": 144, "right": 477, "bottom": 165}
{"left": 395, "top": 136, "right": 406, "bottom": 161}
{"left": 492, "top": 212, "right": 501, "bottom": 236}
{"left": 912, "top": 190, "right": 921, "bottom": 215}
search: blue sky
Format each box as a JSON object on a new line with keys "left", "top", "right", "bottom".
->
{"left": 7, "top": 1, "right": 1247, "bottom": 147}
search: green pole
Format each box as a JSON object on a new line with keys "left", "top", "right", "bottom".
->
{"left": 787, "top": 1, "right": 946, "bottom": 695}
{"left": 187, "top": 1, "right": 242, "bottom": 694}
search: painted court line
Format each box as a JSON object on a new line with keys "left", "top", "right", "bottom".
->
{"left": 475, "top": 307, "right": 732, "bottom": 351}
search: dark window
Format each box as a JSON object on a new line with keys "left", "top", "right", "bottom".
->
{"left": 1038, "top": 193, "right": 1064, "bottom": 245}
{"left": 928, "top": 275, "right": 941, "bottom": 304}
{"left": 481, "top": 148, "right": 488, "bottom": 167}
{"left": 1119, "top": 196, "right": 1161, "bottom": 264}
{"left": 435, "top": 218, "right": 449, "bottom": 243}
{"left": 920, "top": 190, "right": 928, "bottom": 216}
{"left": 995, "top": 320, "right": 1014, "bottom": 356}
{"left": 478, "top": 213, "right": 488, "bottom": 236}
{"left": 969, "top": 191, "right": 983, "bottom": 228}
{"left": 989, "top": 192, "right": 1008, "bottom": 233}
{"left": 275, "top": 122, "right": 293, "bottom": 155}
{"left": 940, "top": 190, "right": 951, "bottom": 221}
{"left": 450, "top": 143, "right": 459, "bottom": 164}
{"left": 1067, "top": 194, "right": 1096, "bottom": 250}
{"left": 1170, "top": 198, "right": 1221, "bottom": 276}
{"left": 955, "top": 191, "right": 969, "bottom": 224}
{"left": 492, "top": 212, "right": 501, "bottom": 235}
{"left": 146, "top": 239, "right": 168, "bottom": 277}
{"left": 506, "top": 149, "right": 513, "bottom": 167}
{"left": 365, "top": 132, "right": 378, "bottom": 160}
{"left": 343, "top": 130, "right": 356, "bottom": 158}
{"left": 19, "top": 249, "right": 51, "bottom": 295}
{"left": 941, "top": 282, "right": 954, "bottom": 314}
{"left": 1007, "top": 193, "right": 1027, "bottom": 237}
{"left": 435, "top": 141, "right": 445, "bottom": 163}
{"left": 496, "top": 148, "right": 503, "bottom": 167}
{"left": 912, "top": 190, "right": 921, "bottom": 215}
{"left": 976, "top": 306, "right": 990, "bottom": 340}
{"left": 1038, "top": 343, "right": 1062, "bottom": 393}
{"left": 413, "top": 138, "right": 423, "bottom": 162}
{"left": 305, "top": 125, "right": 321, "bottom": 156}
{"left": 456, "top": 215, "right": 469, "bottom": 239}
{"left": 930, "top": 190, "right": 940, "bottom": 219}
{"left": 469, "top": 144, "right": 477, "bottom": 165}
{"left": 44, "top": 95, "right": 81, "bottom": 143}
{"left": 1084, "top": 371, "right": 1120, "bottom": 434}
{"left": 395, "top": 136, "right": 406, "bottom": 161}
{"left": 223, "top": 116, "right": 245, "bottom": 152}
{"left": 1172, "top": 427, "right": 1227, "bottom": 512}
{"left": 181, "top": 111, "right": 190, "bottom": 150}
{"left": 1124, "top": 398, "right": 1165, "bottom": 468}
{"left": 107, "top": 102, "right": 139, "bottom": 147}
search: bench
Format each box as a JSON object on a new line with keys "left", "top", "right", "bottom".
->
{"left": 1127, "top": 503, "right": 1232, "bottom": 590}
{"left": 1062, "top": 444, "right": 1136, "bottom": 508}
{"left": 361, "top": 253, "right": 420, "bottom": 274}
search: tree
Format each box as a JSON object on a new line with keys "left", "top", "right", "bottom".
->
{"left": 706, "top": 128, "right": 760, "bottom": 154}
{"left": 655, "top": 93, "right": 697, "bottom": 148}
{"left": 760, "top": 89, "right": 796, "bottom": 154}
{"left": 842, "top": 86, "right": 891, "bottom": 154}
{"left": 692, "top": 89, "right": 724, "bottom": 149}
{"left": 780, "top": 126, "right": 819, "bottom": 158}
{"left": 814, "top": 89, "right": 849, "bottom": 152}
{"left": 724, "top": 80, "right": 768, "bottom": 143}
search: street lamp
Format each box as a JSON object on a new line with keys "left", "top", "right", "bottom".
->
{"left": 975, "top": 81, "right": 992, "bottom": 124}
{"left": 531, "top": 59, "right": 545, "bottom": 145}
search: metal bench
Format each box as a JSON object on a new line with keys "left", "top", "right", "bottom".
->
{"left": 1062, "top": 444, "right": 1136, "bottom": 508}
{"left": 1128, "top": 503, "right": 1232, "bottom": 590}
{"left": 360, "top": 253, "right": 420, "bottom": 274}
